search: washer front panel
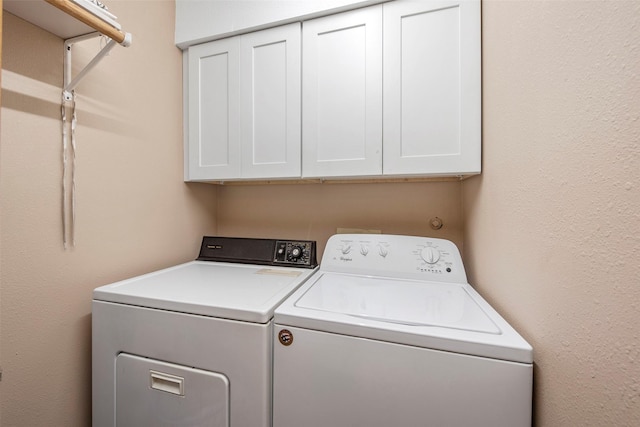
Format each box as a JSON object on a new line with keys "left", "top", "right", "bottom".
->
{"left": 273, "top": 326, "right": 533, "bottom": 427}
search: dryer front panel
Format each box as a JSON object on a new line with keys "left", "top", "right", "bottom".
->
{"left": 116, "top": 354, "right": 229, "bottom": 427}
{"left": 93, "top": 300, "right": 273, "bottom": 427}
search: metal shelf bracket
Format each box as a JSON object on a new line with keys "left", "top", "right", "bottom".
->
{"left": 62, "top": 31, "right": 132, "bottom": 102}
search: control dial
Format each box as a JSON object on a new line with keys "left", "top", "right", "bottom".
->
{"left": 420, "top": 246, "right": 441, "bottom": 264}
{"left": 378, "top": 245, "right": 389, "bottom": 258}
{"left": 340, "top": 244, "right": 352, "bottom": 255}
{"left": 290, "top": 246, "right": 303, "bottom": 260}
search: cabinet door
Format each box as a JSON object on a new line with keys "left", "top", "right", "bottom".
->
{"left": 239, "top": 24, "right": 301, "bottom": 179}
{"left": 383, "top": 0, "right": 481, "bottom": 176}
{"left": 187, "top": 38, "right": 240, "bottom": 180}
{"left": 302, "top": 6, "right": 383, "bottom": 178}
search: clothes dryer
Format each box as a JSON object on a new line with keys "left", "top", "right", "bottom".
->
{"left": 93, "top": 236, "right": 317, "bottom": 427}
{"left": 273, "top": 234, "right": 533, "bottom": 427}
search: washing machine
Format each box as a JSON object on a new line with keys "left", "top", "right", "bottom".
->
{"left": 273, "top": 234, "right": 533, "bottom": 427}
{"left": 92, "top": 236, "right": 317, "bottom": 427}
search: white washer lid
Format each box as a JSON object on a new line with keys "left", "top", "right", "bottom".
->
{"left": 275, "top": 272, "right": 533, "bottom": 363}
{"left": 295, "top": 273, "right": 500, "bottom": 333}
{"left": 93, "top": 261, "right": 317, "bottom": 323}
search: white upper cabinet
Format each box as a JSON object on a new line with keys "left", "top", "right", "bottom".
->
{"left": 186, "top": 24, "right": 301, "bottom": 181}
{"left": 239, "top": 24, "right": 302, "bottom": 179}
{"left": 187, "top": 37, "right": 240, "bottom": 181}
{"left": 302, "top": 6, "right": 383, "bottom": 178}
{"left": 383, "top": 0, "right": 481, "bottom": 176}
{"left": 182, "top": 0, "right": 480, "bottom": 182}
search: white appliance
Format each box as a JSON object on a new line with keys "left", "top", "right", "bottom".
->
{"left": 273, "top": 234, "right": 533, "bottom": 427}
{"left": 93, "top": 236, "right": 318, "bottom": 427}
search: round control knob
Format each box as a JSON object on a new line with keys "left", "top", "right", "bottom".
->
{"left": 420, "top": 247, "right": 441, "bottom": 264}
{"left": 290, "top": 246, "right": 303, "bottom": 259}
{"left": 378, "top": 245, "right": 389, "bottom": 258}
{"left": 341, "top": 244, "right": 352, "bottom": 255}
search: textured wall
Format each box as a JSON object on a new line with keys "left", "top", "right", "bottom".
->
{"left": 216, "top": 181, "right": 463, "bottom": 258}
{"left": 0, "top": 2, "right": 217, "bottom": 425}
{"left": 463, "top": 1, "right": 640, "bottom": 425}
{"left": 3, "top": 0, "right": 639, "bottom": 426}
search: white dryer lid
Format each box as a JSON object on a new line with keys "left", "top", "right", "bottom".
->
{"left": 93, "top": 261, "right": 317, "bottom": 323}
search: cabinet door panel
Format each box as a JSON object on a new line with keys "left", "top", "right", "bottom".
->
{"left": 302, "top": 6, "right": 382, "bottom": 178}
{"left": 187, "top": 38, "right": 240, "bottom": 180}
{"left": 240, "top": 23, "right": 301, "bottom": 179}
{"left": 383, "top": 0, "right": 481, "bottom": 176}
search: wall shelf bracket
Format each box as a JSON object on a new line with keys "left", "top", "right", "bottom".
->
{"left": 63, "top": 30, "right": 131, "bottom": 102}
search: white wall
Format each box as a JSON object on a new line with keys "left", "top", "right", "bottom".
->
{"left": 175, "top": 0, "right": 383, "bottom": 47}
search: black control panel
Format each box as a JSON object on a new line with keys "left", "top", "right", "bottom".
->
{"left": 273, "top": 240, "right": 316, "bottom": 267}
{"left": 197, "top": 236, "right": 317, "bottom": 269}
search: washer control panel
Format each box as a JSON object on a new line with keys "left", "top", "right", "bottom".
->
{"left": 415, "top": 240, "right": 457, "bottom": 275}
{"left": 322, "top": 234, "right": 467, "bottom": 283}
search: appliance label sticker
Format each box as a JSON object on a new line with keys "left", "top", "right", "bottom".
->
{"left": 255, "top": 269, "right": 302, "bottom": 277}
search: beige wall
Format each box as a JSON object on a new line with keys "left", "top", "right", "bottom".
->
{"left": 0, "top": 2, "right": 217, "bottom": 425}
{"left": 2, "top": 0, "right": 639, "bottom": 426}
{"left": 216, "top": 181, "right": 463, "bottom": 257}
{"left": 463, "top": 1, "right": 640, "bottom": 426}
{"left": 0, "top": 2, "right": 3, "bottom": 425}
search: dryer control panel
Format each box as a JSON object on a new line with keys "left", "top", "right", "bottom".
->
{"left": 197, "top": 236, "right": 317, "bottom": 268}
{"left": 322, "top": 234, "right": 467, "bottom": 283}
{"left": 273, "top": 240, "right": 317, "bottom": 267}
